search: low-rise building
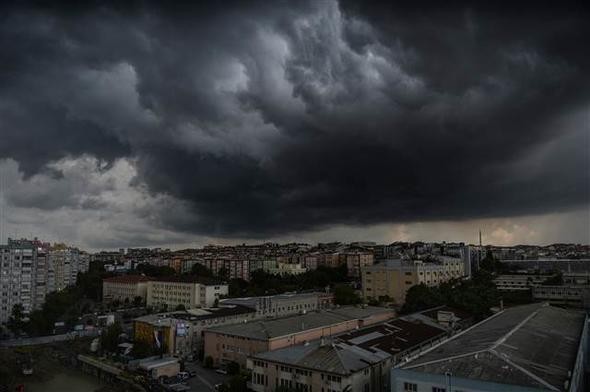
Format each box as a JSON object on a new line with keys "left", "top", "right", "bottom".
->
{"left": 361, "top": 258, "right": 464, "bottom": 305}
{"left": 393, "top": 303, "right": 588, "bottom": 392}
{"left": 221, "top": 291, "right": 334, "bottom": 319}
{"left": 102, "top": 275, "right": 150, "bottom": 303}
{"left": 133, "top": 305, "right": 257, "bottom": 357}
{"left": 493, "top": 273, "right": 555, "bottom": 291}
{"left": 533, "top": 285, "right": 590, "bottom": 308}
{"left": 249, "top": 338, "right": 392, "bottom": 392}
{"left": 203, "top": 306, "right": 395, "bottom": 367}
{"left": 146, "top": 276, "right": 228, "bottom": 310}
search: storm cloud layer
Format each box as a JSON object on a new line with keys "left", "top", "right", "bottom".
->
{"left": 0, "top": 0, "right": 588, "bottom": 246}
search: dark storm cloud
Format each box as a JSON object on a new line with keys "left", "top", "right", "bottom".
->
{"left": 0, "top": 0, "right": 588, "bottom": 237}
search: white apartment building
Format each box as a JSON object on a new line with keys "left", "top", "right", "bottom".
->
{"left": 1, "top": 239, "right": 89, "bottom": 324}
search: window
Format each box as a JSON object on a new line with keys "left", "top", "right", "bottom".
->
{"left": 432, "top": 388, "right": 446, "bottom": 392}
{"left": 403, "top": 382, "right": 417, "bottom": 392}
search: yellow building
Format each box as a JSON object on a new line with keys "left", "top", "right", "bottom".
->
{"left": 102, "top": 275, "right": 149, "bottom": 303}
{"left": 362, "top": 258, "right": 464, "bottom": 305}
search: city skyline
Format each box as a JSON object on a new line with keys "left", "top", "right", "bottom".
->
{"left": 0, "top": 1, "right": 588, "bottom": 250}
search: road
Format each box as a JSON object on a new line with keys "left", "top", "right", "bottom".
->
{"left": 183, "top": 362, "right": 229, "bottom": 391}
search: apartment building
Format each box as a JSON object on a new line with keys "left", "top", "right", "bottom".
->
{"left": 196, "top": 259, "right": 250, "bottom": 281}
{"left": 0, "top": 239, "right": 37, "bottom": 323}
{"left": 0, "top": 238, "right": 86, "bottom": 323}
{"left": 341, "top": 249, "right": 374, "bottom": 278}
{"left": 203, "top": 306, "right": 395, "bottom": 367}
{"left": 49, "top": 246, "right": 90, "bottom": 291}
{"left": 102, "top": 275, "right": 150, "bottom": 303}
{"left": 361, "top": 258, "right": 464, "bottom": 305}
{"left": 221, "top": 291, "right": 334, "bottom": 319}
{"left": 146, "top": 276, "right": 228, "bottom": 310}
{"left": 493, "top": 273, "right": 555, "bottom": 291}
{"left": 263, "top": 261, "right": 307, "bottom": 276}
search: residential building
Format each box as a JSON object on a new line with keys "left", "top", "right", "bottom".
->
{"left": 146, "top": 276, "right": 228, "bottom": 310}
{"left": 0, "top": 239, "right": 36, "bottom": 322}
{"left": 263, "top": 261, "right": 307, "bottom": 276}
{"left": 392, "top": 303, "right": 588, "bottom": 392}
{"left": 49, "top": 245, "right": 90, "bottom": 291}
{"left": 221, "top": 291, "right": 334, "bottom": 319}
{"left": 102, "top": 275, "right": 150, "bottom": 303}
{"left": 341, "top": 248, "right": 374, "bottom": 278}
{"left": 361, "top": 258, "right": 464, "bottom": 305}
{"left": 203, "top": 306, "right": 395, "bottom": 367}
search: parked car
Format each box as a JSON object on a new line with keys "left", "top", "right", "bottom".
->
{"left": 215, "top": 368, "right": 227, "bottom": 375}
{"left": 177, "top": 371, "right": 189, "bottom": 381}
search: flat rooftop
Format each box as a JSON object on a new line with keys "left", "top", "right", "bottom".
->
{"left": 134, "top": 304, "right": 255, "bottom": 325}
{"left": 338, "top": 317, "right": 446, "bottom": 356}
{"left": 206, "top": 306, "right": 393, "bottom": 340}
{"left": 402, "top": 303, "right": 586, "bottom": 391}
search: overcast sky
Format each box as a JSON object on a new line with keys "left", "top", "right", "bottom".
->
{"left": 0, "top": 1, "right": 588, "bottom": 251}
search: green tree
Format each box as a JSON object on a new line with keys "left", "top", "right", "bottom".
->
{"left": 191, "top": 263, "right": 213, "bottom": 277}
{"left": 131, "top": 339, "right": 155, "bottom": 359}
{"left": 133, "top": 296, "right": 144, "bottom": 307}
{"left": 7, "top": 304, "right": 25, "bottom": 335}
{"left": 101, "top": 322, "right": 123, "bottom": 353}
{"left": 401, "top": 284, "right": 442, "bottom": 314}
{"left": 333, "top": 284, "right": 361, "bottom": 305}
{"left": 226, "top": 361, "right": 240, "bottom": 375}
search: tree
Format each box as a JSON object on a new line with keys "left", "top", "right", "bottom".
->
{"left": 333, "top": 284, "right": 361, "bottom": 305}
{"left": 204, "top": 355, "right": 214, "bottom": 368}
{"left": 217, "top": 267, "right": 229, "bottom": 280}
{"left": 226, "top": 361, "right": 240, "bottom": 375}
{"left": 7, "top": 304, "right": 25, "bottom": 335}
{"left": 175, "top": 304, "right": 186, "bottom": 311}
{"left": 133, "top": 296, "right": 143, "bottom": 307}
{"left": 101, "top": 322, "right": 123, "bottom": 353}
{"left": 191, "top": 263, "right": 213, "bottom": 277}
{"left": 401, "top": 284, "right": 442, "bottom": 314}
{"left": 131, "top": 339, "right": 155, "bottom": 359}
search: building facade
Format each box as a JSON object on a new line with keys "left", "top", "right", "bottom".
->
{"left": 102, "top": 275, "right": 150, "bottom": 303}
{"left": 221, "top": 292, "right": 334, "bottom": 319}
{"left": 362, "top": 259, "right": 464, "bottom": 305}
{"left": 146, "top": 277, "right": 228, "bottom": 310}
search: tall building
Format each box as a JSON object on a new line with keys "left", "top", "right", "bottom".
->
{"left": 0, "top": 239, "right": 36, "bottom": 323}
{"left": 0, "top": 238, "right": 88, "bottom": 324}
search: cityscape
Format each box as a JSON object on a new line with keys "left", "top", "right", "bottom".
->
{"left": 1, "top": 1, "right": 589, "bottom": 392}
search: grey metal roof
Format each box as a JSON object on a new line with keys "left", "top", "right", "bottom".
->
{"left": 205, "top": 306, "right": 392, "bottom": 340}
{"left": 403, "top": 303, "right": 586, "bottom": 391}
{"left": 254, "top": 339, "right": 390, "bottom": 376}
